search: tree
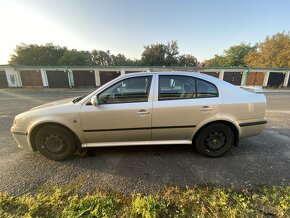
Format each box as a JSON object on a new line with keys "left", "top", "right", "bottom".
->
{"left": 203, "top": 55, "right": 227, "bottom": 67}
{"left": 91, "top": 50, "right": 139, "bottom": 66}
{"left": 91, "top": 50, "right": 113, "bottom": 66}
{"left": 245, "top": 32, "right": 290, "bottom": 68}
{"left": 58, "top": 49, "right": 91, "bottom": 66}
{"left": 141, "top": 40, "right": 182, "bottom": 66}
{"left": 204, "top": 43, "right": 254, "bottom": 67}
{"left": 142, "top": 40, "right": 197, "bottom": 67}
{"left": 141, "top": 43, "right": 167, "bottom": 66}
{"left": 165, "top": 40, "right": 179, "bottom": 66}
{"left": 224, "top": 43, "right": 254, "bottom": 66}
{"left": 111, "top": 54, "right": 127, "bottom": 66}
{"left": 126, "top": 58, "right": 141, "bottom": 66}
{"left": 111, "top": 53, "right": 140, "bottom": 66}
{"left": 9, "top": 43, "right": 67, "bottom": 65}
{"left": 9, "top": 40, "right": 200, "bottom": 67}
{"left": 178, "top": 54, "right": 198, "bottom": 66}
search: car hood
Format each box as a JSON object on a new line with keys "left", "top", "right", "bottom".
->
{"left": 30, "top": 97, "right": 76, "bottom": 111}
{"left": 13, "top": 97, "right": 82, "bottom": 130}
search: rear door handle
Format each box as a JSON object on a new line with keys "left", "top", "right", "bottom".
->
{"left": 137, "top": 109, "right": 150, "bottom": 115}
{"left": 200, "top": 106, "right": 213, "bottom": 112}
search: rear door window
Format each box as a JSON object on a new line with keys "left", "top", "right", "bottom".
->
{"left": 196, "top": 79, "right": 218, "bottom": 98}
{"left": 159, "top": 75, "right": 196, "bottom": 100}
{"left": 158, "top": 75, "right": 218, "bottom": 100}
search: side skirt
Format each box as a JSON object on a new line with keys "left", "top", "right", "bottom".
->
{"left": 82, "top": 140, "right": 192, "bottom": 148}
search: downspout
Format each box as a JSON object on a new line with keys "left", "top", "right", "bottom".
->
{"left": 66, "top": 66, "right": 72, "bottom": 88}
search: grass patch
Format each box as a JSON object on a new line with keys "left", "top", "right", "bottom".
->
{"left": 0, "top": 185, "right": 289, "bottom": 217}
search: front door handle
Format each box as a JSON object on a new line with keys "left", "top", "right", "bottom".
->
{"left": 137, "top": 109, "right": 150, "bottom": 115}
{"left": 200, "top": 106, "right": 213, "bottom": 112}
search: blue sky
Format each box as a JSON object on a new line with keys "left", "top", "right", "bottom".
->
{"left": 0, "top": 0, "right": 289, "bottom": 64}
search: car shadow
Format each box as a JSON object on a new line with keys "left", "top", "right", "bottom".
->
{"left": 10, "top": 127, "right": 289, "bottom": 195}
{"left": 59, "top": 127, "right": 289, "bottom": 193}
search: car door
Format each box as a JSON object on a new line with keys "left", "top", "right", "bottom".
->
{"left": 81, "top": 75, "right": 154, "bottom": 144}
{"left": 152, "top": 74, "right": 222, "bottom": 141}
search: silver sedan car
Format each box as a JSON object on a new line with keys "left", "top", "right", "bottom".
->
{"left": 11, "top": 71, "right": 267, "bottom": 161}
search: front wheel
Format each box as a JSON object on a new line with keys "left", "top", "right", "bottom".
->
{"left": 195, "top": 123, "right": 234, "bottom": 157}
{"left": 34, "top": 125, "right": 77, "bottom": 161}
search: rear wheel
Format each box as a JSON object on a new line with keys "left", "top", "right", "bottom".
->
{"left": 195, "top": 123, "right": 234, "bottom": 157}
{"left": 34, "top": 125, "right": 77, "bottom": 161}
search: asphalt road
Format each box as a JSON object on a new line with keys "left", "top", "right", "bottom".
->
{"left": 0, "top": 89, "right": 289, "bottom": 195}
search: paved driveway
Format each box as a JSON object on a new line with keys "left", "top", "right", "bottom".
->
{"left": 0, "top": 89, "right": 289, "bottom": 195}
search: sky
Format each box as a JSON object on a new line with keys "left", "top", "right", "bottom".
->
{"left": 0, "top": 0, "right": 289, "bottom": 64}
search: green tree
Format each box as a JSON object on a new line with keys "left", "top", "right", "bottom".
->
{"left": 204, "top": 43, "right": 254, "bottom": 67}
{"left": 165, "top": 40, "right": 179, "bottom": 66}
{"left": 245, "top": 32, "right": 290, "bottom": 68}
{"left": 91, "top": 50, "right": 138, "bottom": 66}
{"left": 126, "top": 58, "right": 141, "bottom": 66}
{"left": 111, "top": 54, "right": 127, "bottom": 66}
{"left": 58, "top": 49, "right": 91, "bottom": 66}
{"left": 178, "top": 54, "right": 198, "bottom": 66}
{"left": 204, "top": 55, "right": 227, "bottom": 67}
{"left": 91, "top": 50, "right": 113, "bottom": 66}
{"left": 9, "top": 43, "right": 67, "bottom": 65}
{"left": 141, "top": 40, "right": 182, "bottom": 66}
{"left": 141, "top": 43, "right": 167, "bottom": 66}
{"left": 224, "top": 43, "right": 254, "bottom": 66}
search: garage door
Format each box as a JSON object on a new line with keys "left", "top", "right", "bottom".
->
{"left": 20, "top": 70, "right": 43, "bottom": 87}
{"left": 100, "top": 71, "right": 121, "bottom": 85}
{"left": 0, "top": 71, "right": 8, "bottom": 88}
{"left": 246, "top": 72, "right": 265, "bottom": 86}
{"left": 46, "top": 71, "right": 69, "bottom": 88}
{"left": 73, "top": 70, "right": 96, "bottom": 88}
{"left": 201, "top": 72, "right": 219, "bottom": 78}
{"left": 223, "top": 72, "right": 243, "bottom": 85}
{"left": 267, "top": 72, "right": 285, "bottom": 87}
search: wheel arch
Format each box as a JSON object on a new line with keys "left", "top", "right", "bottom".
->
{"left": 193, "top": 120, "right": 240, "bottom": 147}
{"left": 29, "top": 122, "right": 81, "bottom": 151}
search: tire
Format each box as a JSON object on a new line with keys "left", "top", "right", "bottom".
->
{"left": 34, "top": 125, "right": 77, "bottom": 161}
{"left": 195, "top": 123, "right": 234, "bottom": 157}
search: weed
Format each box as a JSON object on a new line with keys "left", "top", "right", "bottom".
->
{"left": 0, "top": 185, "right": 289, "bottom": 218}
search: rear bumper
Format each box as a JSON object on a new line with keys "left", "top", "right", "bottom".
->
{"left": 239, "top": 119, "right": 267, "bottom": 138}
{"left": 11, "top": 126, "right": 33, "bottom": 152}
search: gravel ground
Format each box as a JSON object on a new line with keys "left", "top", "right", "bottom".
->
{"left": 0, "top": 89, "right": 289, "bottom": 196}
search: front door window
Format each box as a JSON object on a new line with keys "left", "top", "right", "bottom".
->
{"left": 98, "top": 76, "right": 152, "bottom": 104}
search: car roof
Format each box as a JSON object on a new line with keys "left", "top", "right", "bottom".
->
{"left": 123, "top": 71, "right": 223, "bottom": 84}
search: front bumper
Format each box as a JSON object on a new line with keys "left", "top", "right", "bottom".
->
{"left": 11, "top": 126, "right": 33, "bottom": 152}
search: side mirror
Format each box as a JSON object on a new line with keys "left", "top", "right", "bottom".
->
{"left": 90, "top": 96, "right": 98, "bottom": 106}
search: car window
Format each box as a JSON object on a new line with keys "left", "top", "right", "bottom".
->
{"left": 159, "top": 75, "right": 218, "bottom": 100}
{"left": 159, "top": 75, "right": 196, "bottom": 100}
{"left": 196, "top": 79, "right": 218, "bottom": 98}
{"left": 98, "top": 76, "right": 152, "bottom": 104}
